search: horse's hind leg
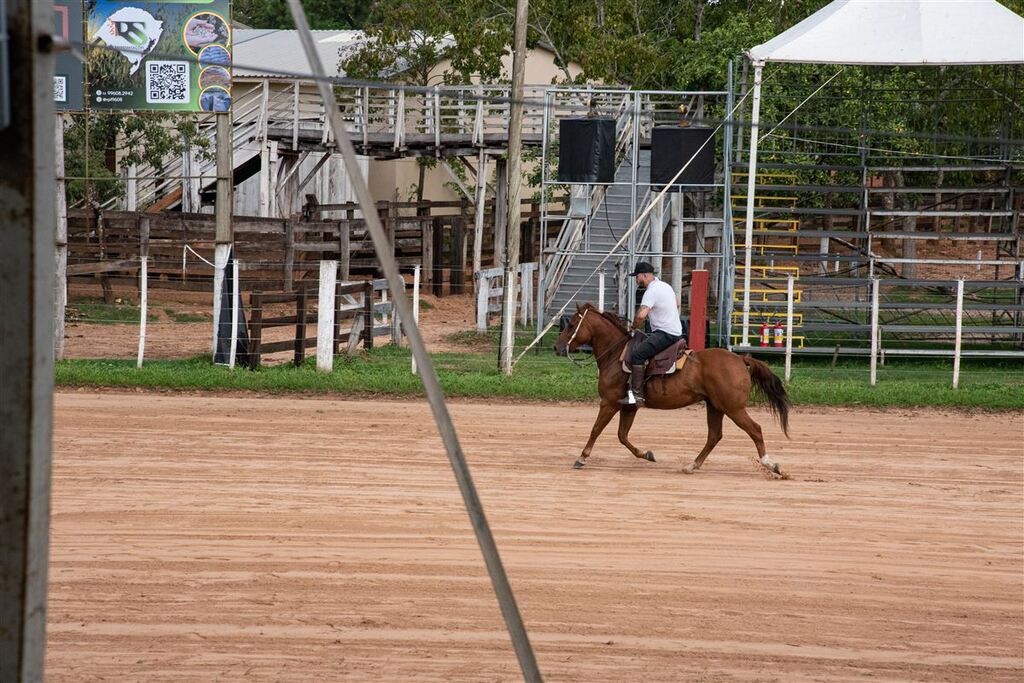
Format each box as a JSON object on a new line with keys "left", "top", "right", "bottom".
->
{"left": 617, "top": 407, "right": 656, "bottom": 463}
{"left": 573, "top": 402, "right": 618, "bottom": 468}
{"left": 727, "top": 408, "right": 781, "bottom": 475}
{"left": 682, "top": 405, "right": 724, "bottom": 474}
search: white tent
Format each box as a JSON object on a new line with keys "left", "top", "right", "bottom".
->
{"left": 736, "top": 0, "right": 1024, "bottom": 345}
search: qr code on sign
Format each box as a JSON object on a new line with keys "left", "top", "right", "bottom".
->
{"left": 146, "top": 61, "right": 190, "bottom": 104}
{"left": 54, "top": 76, "right": 67, "bottom": 103}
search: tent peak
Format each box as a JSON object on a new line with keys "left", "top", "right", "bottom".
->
{"left": 747, "top": 0, "right": 1024, "bottom": 66}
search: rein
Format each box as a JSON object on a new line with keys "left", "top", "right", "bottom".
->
{"left": 564, "top": 308, "right": 631, "bottom": 369}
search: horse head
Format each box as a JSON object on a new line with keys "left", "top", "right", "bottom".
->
{"left": 554, "top": 304, "right": 595, "bottom": 356}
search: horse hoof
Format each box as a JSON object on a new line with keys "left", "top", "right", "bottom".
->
{"left": 681, "top": 464, "right": 697, "bottom": 474}
{"left": 572, "top": 460, "right": 586, "bottom": 469}
{"left": 644, "top": 451, "right": 656, "bottom": 462}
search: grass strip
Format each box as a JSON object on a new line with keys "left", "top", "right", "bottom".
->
{"left": 56, "top": 346, "right": 1024, "bottom": 410}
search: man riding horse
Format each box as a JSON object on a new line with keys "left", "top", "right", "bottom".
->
{"left": 621, "top": 261, "right": 684, "bottom": 408}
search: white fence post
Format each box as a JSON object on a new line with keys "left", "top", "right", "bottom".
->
{"left": 412, "top": 265, "right": 421, "bottom": 375}
{"left": 953, "top": 278, "right": 964, "bottom": 389}
{"left": 228, "top": 258, "right": 240, "bottom": 369}
{"left": 598, "top": 272, "right": 605, "bottom": 313}
{"left": 869, "top": 277, "right": 880, "bottom": 387}
{"left": 136, "top": 256, "right": 148, "bottom": 368}
{"left": 317, "top": 260, "right": 338, "bottom": 372}
{"left": 391, "top": 276, "right": 404, "bottom": 344}
{"left": 477, "top": 273, "right": 489, "bottom": 332}
{"left": 519, "top": 264, "right": 531, "bottom": 326}
{"left": 212, "top": 245, "right": 230, "bottom": 357}
{"left": 784, "top": 275, "right": 794, "bottom": 383}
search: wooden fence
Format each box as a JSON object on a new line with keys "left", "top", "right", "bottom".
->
{"left": 66, "top": 199, "right": 556, "bottom": 298}
{"left": 474, "top": 263, "right": 539, "bottom": 332}
{"left": 248, "top": 278, "right": 400, "bottom": 368}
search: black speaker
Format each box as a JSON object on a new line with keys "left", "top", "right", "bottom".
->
{"left": 651, "top": 127, "right": 715, "bottom": 191}
{"left": 558, "top": 117, "right": 616, "bottom": 183}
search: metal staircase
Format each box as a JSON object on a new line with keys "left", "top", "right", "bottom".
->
{"left": 546, "top": 149, "right": 669, "bottom": 315}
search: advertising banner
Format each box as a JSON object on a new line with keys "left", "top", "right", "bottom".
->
{"left": 87, "top": 1, "right": 232, "bottom": 112}
{"left": 55, "top": 2, "right": 86, "bottom": 111}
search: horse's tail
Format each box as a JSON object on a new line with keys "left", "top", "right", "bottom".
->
{"left": 743, "top": 355, "right": 791, "bottom": 438}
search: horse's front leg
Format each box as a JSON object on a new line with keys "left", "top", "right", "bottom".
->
{"left": 573, "top": 402, "right": 619, "bottom": 469}
{"left": 617, "top": 407, "right": 656, "bottom": 463}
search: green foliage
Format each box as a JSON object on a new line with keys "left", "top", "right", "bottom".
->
{"left": 63, "top": 112, "right": 210, "bottom": 206}
{"left": 233, "top": 0, "right": 372, "bottom": 29}
{"left": 340, "top": 1, "right": 510, "bottom": 85}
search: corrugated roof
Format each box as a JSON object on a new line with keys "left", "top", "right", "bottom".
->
{"left": 233, "top": 29, "right": 366, "bottom": 79}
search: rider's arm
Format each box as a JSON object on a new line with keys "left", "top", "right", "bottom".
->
{"left": 632, "top": 305, "right": 651, "bottom": 331}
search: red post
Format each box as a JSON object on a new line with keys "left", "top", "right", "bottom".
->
{"left": 688, "top": 269, "right": 709, "bottom": 351}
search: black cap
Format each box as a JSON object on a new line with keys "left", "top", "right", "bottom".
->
{"left": 628, "top": 261, "right": 655, "bottom": 276}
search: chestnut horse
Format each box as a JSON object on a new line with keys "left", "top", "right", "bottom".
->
{"left": 554, "top": 303, "right": 791, "bottom": 476}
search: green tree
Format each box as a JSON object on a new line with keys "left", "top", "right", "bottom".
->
{"left": 233, "top": 0, "right": 372, "bottom": 29}
{"left": 64, "top": 113, "right": 210, "bottom": 206}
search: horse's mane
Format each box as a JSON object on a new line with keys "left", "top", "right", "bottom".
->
{"left": 581, "top": 304, "right": 629, "bottom": 337}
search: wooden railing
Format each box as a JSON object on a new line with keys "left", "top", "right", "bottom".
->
{"left": 248, "top": 280, "right": 386, "bottom": 369}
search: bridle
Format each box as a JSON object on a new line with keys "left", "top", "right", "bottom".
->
{"left": 566, "top": 308, "right": 589, "bottom": 348}
{"left": 562, "top": 308, "right": 633, "bottom": 369}
{"left": 564, "top": 308, "right": 590, "bottom": 367}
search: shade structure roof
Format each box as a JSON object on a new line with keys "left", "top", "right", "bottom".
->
{"left": 747, "top": 0, "right": 1024, "bottom": 66}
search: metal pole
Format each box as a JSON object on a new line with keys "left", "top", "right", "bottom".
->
{"left": 1, "top": 0, "right": 55, "bottom": 678}
{"left": 785, "top": 275, "right": 794, "bottom": 383}
{"left": 870, "top": 277, "right": 880, "bottom": 387}
{"left": 284, "top": 4, "right": 542, "bottom": 680}
{"left": 670, "top": 194, "right": 683, "bottom": 310}
{"left": 953, "top": 278, "right": 964, "bottom": 389}
{"left": 741, "top": 61, "right": 764, "bottom": 346}
{"left": 54, "top": 114, "right": 67, "bottom": 360}
{"left": 721, "top": 60, "right": 735, "bottom": 348}
{"left": 412, "top": 265, "right": 421, "bottom": 375}
{"left": 229, "top": 258, "right": 240, "bottom": 369}
{"left": 628, "top": 92, "right": 640, "bottom": 314}
{"left": 473, "top": 149, "right": 488, "bottom": 286}
{"left": 500, "top": 0, "right": 529, "bottom": 376}
{"left": 536, "top": 91, "right": 551, "bottom": 342}
{"left": 598, "top": 272, "right": 605, "bottom": 312}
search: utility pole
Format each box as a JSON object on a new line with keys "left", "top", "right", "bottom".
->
{"left": 499, "top": 0, "right": 529, "bottom": 375}
{"left": 212, "top": 111, "right": 233, "bottom": 356}
{"left": 1, "top": 1, "right": 56, "bottom": 681}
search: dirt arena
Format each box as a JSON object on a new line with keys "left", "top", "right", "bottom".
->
{"left": 48, "top": 392, "right": 1023, "bottom": 681}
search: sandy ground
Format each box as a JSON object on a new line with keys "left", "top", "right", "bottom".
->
{"left": 47, "top": 392, "right": 1023, "bottom": 681}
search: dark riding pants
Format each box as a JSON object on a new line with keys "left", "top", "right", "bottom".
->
{"left": 629, "top": 330, "right": 683, "bottom": 366}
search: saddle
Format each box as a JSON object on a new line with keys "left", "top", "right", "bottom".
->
{"left": 620, "top": 335, "right": 692, "bottom": 380}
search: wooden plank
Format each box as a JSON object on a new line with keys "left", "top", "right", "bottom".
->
{"left": 66, "top": 258, "right": 138, "bottom": 276}
{"left": 294, "top": 287, "right": 307, "bottom": 366}
{"left": 248, "top": 292, "right": 263, "bottom": 369}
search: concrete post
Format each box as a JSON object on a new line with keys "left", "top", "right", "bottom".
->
{"left": 0, "top": 2, "right": 55, "bottom": 679}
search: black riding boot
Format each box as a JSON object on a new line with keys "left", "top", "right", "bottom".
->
{"left": 618, "top": 364, "right": 647, "bottom": 408}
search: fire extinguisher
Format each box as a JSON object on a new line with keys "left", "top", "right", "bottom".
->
{"left": 759, "top": 323, "right": 771, "bottom": 347}
{"left": 773, "top": 321, "right": 785, "bottom": 347}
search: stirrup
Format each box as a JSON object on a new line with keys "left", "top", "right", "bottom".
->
{"left": 618, "top": 390, "right": 638, "bottom": 406}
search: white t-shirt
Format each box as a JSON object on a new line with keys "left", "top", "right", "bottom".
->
{"left": 640, "top": 278, "right": 682, "bottom": 336}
